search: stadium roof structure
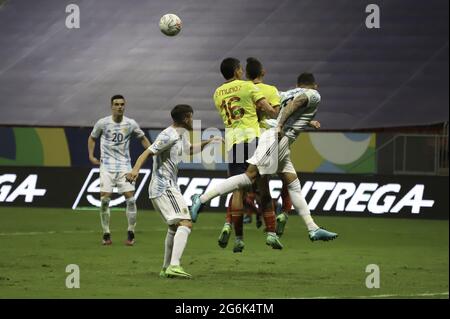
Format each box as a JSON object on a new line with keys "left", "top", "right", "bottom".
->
{"left": 0, "top": 0, "right": 448, "bottom": 130}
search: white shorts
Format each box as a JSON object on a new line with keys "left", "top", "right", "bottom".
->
{"left": 100, "top": 167, "right": 135, "bottom": 193}
{"left": 151, "top": 187, "right": 191, "bottom": 225}
{"left": 247, "top": 129, "right": 297, "bottom": 176}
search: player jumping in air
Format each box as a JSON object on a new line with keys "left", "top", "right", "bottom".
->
{"left": 127, "top": 105, "right": 222, "bottom": 279}
{"left": 246, "top": 59, "right": 322, "bottom": 237}
{"left": 210, "top": 57, "right": 281, "bottom": 253}
{"left": 88, "top": 94, "right": 151, "bottom": 246}
{"left": 191, "top": 73, "right": 338, "bottom": 242}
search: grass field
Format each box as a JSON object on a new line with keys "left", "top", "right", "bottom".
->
{"left": 0, "top": 207, "right": 448, "bottom": 299}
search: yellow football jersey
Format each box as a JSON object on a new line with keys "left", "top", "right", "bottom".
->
{"left": 255, "top": 82, "right": 281, "bottom": 128}
{"left": 213, "top": 80, "right": 265, "bottom": 149}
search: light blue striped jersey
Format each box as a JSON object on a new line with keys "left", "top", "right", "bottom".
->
{"left": 90, "top": 116, "right": 145, "bottom": 172}
{"left": 148, "top": 126, "right": 191, "bottom": 199}
{"left": 278, "top": 88, "right": 321, "bottom": 142}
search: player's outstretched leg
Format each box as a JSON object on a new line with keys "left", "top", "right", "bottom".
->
{"left": 190, "top": 173, "right": 254, "bottom": 222}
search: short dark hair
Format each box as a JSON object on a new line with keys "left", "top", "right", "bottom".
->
{"left": 297, "top": 73, "right": 316, "bottom": 86}
{"left": 220, "top": 57, "right": 240, "bottom": 80}
{"left": 171, "top": 104, "right": 194, "bottom": 123}
{"left": 246, "top": 57, "right": 263, "bottom": 80}
{"left": 111, "top": 94, "right": 125, "bottom": 104}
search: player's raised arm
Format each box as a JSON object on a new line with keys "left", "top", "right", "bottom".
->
{"left": 255, "top": 98, "right": 279, "bottom": 118}
{"left": 87, "top": 136, "right": 100, "bottom": 165}
{"left": 277, "top": 93, "right": 309, "bottom": 129}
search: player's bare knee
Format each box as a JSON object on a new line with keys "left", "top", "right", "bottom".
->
{"left": 123, "top": 191, "right": 135, "bottom": 199}
{"left": 179, "top": 220, "right": 192, "bottom": 229}
{"left": 281, "top": 172, "right": 297, "bottom": 185}
{"left": 245, "top": 166, "right": 258, "bottom": 183}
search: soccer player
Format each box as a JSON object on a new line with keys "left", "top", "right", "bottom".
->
{"left": 126, "top": 105, "right": 222, "bottom": 279}
{"left": 191, "top": 73, "right": 338, "bottom": 242}
{"left": 218, "top": 57, "right": 284, "bottom": 248}
{"left": 88, "top": 94, "right": 151, "bottom": 246}
{"left": 211, "top": 57, "right": 281, "bottom": 253}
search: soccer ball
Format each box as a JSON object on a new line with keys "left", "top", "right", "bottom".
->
{"left": 159, "top": 14, "right": 182, "bottom": 36}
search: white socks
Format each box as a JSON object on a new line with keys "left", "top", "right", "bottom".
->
{"left": 170, "top": 226, "right": 191, "bottom": 266}
{"left": 126, "top": 197, "right": 137, "bottom": 232}
{"left": 287, "top": 179, "right": 319, "bottom": 232}
{"left": 101, "top": 196, "right": 137, "bottom": 234}
{"left": 100, "top": 197, "right": 111, "bottom": 234}
{"left": 200, "top": 174, "right": 252, "bottom": 203}
{"left": 163, "top": 229, "right": 176, "bottom": 269}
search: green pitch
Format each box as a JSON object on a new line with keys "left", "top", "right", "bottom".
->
{"left": 0, "top": 207, "right": 448, "bottom": 299}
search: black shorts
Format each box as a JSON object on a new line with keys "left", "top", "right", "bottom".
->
{"left": 227, "top": 139, "right": 258, "bottom": 176}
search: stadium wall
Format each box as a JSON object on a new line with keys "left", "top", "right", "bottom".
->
{"left": 0, "top": 167, "right": 447, "bottom": 220}
{"left": 0, "top": 126, "right": 376, "bottom": 174}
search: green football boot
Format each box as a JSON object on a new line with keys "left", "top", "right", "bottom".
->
{"left": 266, "top": 232, "right": 283, "bottom": 250}
{"left": 165, "top": 265, "right": 192, "bottom": 279}
{"left": 218, "top": 223, "right": 232, "bottom": 248}
{"left": 276, "top": 213, "right": 288, "bottom": 237}
{"left": 159, "top": 267, "right": 169, "bottom": 278}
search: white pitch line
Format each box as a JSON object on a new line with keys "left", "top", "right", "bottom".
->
{"left": 294, "top": 292, "right": 449, "bottom": 299}
{"left": 0, "top": 230, "right": 93, "bottom": 236}
{"left": 0, "top": 226, "right": 222, "bottom": 237}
